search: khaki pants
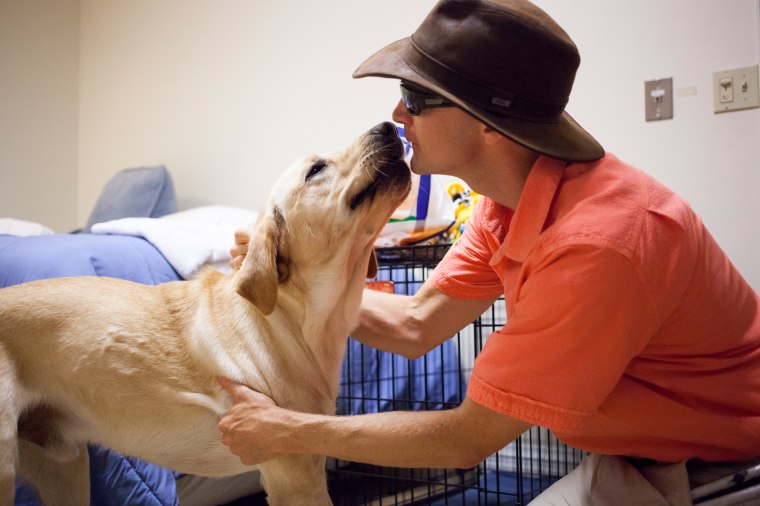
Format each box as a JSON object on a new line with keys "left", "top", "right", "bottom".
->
{"left": 529, "top": 454, "right": 760, "bottom": 506}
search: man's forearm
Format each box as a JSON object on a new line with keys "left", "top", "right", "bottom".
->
{"left": 354, "top": 282, "right": 498, "bottom": 359}
{"left": 276, "top": 398, "right": 530, "bottom": 469}
{"left": 285, "top": 408, "right": 468, "bottom": 468}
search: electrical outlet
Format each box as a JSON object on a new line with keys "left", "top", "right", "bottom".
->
{"left": 644, "top": 78, "right": 673, "bottom": 121}
{"left": 713, "top": 65, "right": 759, "bottom": 113}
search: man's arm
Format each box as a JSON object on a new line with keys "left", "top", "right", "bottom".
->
{"left": 218, "top": 378, "right": 531, "bottom": 469}
{"left": 355, "top": 280, "right": 498, "bottom": 359}
{"left": 232, "top": 228, "right": 498, "bottom": 359}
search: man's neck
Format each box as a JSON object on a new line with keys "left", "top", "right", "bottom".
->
{"left": 465, "top": 144, "right": 539, "bottom": 210}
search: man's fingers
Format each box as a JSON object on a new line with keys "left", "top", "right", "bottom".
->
{"left": 229, "top": 255, "right": 244, "bottom": 270}
{"left": 230, "top": 227, "right": 251, "bottom": 270}
{"left": 234, "top": 227, "right": 250, "bottom": 244}
{"left": 217, "top": 376, "right": 252, "bottom": 401}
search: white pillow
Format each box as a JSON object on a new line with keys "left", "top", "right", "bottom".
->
{"left": 160, "top": 205, "right": 257, "bottom": 227}
{"left": 0, "top": 218, "right": 55, "bottom": 236}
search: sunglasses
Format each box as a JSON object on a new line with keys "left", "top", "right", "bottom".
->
{"left": 400, "top": 81, "right": 455, "bottom": 115}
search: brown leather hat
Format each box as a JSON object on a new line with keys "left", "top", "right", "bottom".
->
{"left": 353, "top": 0, "right": 604, "bottom": 162}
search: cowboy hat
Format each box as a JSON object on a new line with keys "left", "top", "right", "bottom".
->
{"left": 353, "top": 0, "right": 604, "bottom": 162}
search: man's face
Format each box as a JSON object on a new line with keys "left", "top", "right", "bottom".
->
{"left": 391, "top": 98, "right": 484, "bottom": 179}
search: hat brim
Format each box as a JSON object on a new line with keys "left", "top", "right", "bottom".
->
{"left": 354, "top": 38, "right": 604, "bottom": 163}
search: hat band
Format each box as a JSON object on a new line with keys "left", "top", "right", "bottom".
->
{"left": 406, "top": 38, "right": 567, "bottom": 123}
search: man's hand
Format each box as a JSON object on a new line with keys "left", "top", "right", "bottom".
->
{"left": 217, "top": 377, "right": 284, "bottom": 465}
{"left": 229, "top": 228, "right": 251, "bottom": 270}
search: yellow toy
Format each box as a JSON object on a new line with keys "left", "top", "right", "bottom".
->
{"left": 447, "top": 183, "right": 481, "bottom": 242}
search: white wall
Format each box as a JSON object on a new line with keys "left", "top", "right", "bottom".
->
{"left": 534, "top": 0, "right": 760, "bottom": 292}
{"left": 0, "top": 0, "right": 79, "bottom": 232}
{"left": 2, "top": 0, "right": 759, "bottom": 291}
{"left": 77, "top": 0, "right": 438, "bottom": 215}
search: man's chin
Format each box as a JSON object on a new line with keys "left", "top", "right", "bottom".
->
{"left": 409, "top": 157, "right": 431, "bottom": 175}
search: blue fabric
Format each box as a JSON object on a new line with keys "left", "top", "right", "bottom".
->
{"left": 0, "top": 234, "right": 179, "bottom": 286}
{"left": 338, "top": 337, "right": 464, "bottom": 415}
{"left": 396, "top": 125, "right": 413, "bottom": 159}
{"left": 89, "top": 446, "right": 179, "bottom": 506}
{"left": 1, "top": 234, "right": 180, "bottom": 506}
{"left": 337, "top": 265, "right": 466, "bottom": 416}
{"left": 84, "top": 166, "right": 177, "bottom": 233}
{"left": 415, "top": 174, "right": 431, "bottom": 221}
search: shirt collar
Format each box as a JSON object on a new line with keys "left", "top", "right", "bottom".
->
{"left": 490, "top": 156, "right": 567, "bottom": 265}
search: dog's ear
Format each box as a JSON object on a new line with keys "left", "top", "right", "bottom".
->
{"left": 235, "top": 207, "right": 289, "bottom": 315}
{"left": 366, "top": 249, "right": 378, "bottom": 278}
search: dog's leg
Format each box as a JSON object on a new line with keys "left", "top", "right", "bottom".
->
{"left": 0, "top": 433, "right": 16, "bottom": 506}
{"left": 0, "top": 430, "right": 16, "bottom": 506}
{"left": 0, "top": 439, "right": 15, "bottom": 506}
{"left": 18, "top": 440, "right": 90, "bottom": 506}
{"left": 258, "top": 454, "right": 332, "bottom": 506}
{"left": 0, "top": 348, "right": 18, "bottom": 506}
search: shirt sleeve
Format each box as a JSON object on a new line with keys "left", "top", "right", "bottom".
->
{"left": 466, "top": 243, "right": 661, "bottom": 433}
{"left": 430, "top": 198, "right": 506, "bottom": 300}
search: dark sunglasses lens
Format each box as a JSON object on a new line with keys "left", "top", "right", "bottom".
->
{"left": 400, "top": 85, "right": 421, "bottom": 115}
{"left": 400, "top": 82, "right": 452, "bottom": 115}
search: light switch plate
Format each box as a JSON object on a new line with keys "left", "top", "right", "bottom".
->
{"left": 713, "top": 65, "right": 760, "bottom": 113}
{"left": 645, "top": 78, "right": 673, "bottom": 121}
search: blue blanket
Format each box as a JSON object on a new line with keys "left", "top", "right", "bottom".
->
{"left": 0, "top": 234, "right": 179, "bottom": 286}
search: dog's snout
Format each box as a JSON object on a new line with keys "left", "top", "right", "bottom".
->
{"left": 367, "top": 121, "right": 403, "bottom": 160}
{"left": 369, "top": 121, "right": 398, "bottom": 139}
{"left": 349, "top": 122, "right": 409, "bottom": 211}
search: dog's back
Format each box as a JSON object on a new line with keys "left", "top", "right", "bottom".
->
{"left": 0, "top": 277, "right": 198, "bottom": 397}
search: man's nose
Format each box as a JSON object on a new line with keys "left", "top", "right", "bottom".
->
{"left": 392, "top": 99, "right": 411, "bottom": 124}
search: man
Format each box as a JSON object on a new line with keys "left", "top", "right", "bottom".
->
{"left": 219, "top": 0, "right": 760, "bottom": 502}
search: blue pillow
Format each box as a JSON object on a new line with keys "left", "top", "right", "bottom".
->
{"left": 84, "top": 166, "right": 177, "bottom": 233}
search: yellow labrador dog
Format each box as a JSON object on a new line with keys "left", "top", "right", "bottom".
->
{"left": 0, "top": 122, "right": 411, "bottom": 506}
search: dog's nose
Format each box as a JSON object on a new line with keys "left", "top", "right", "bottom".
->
{"left": 369, "top": 121, "right": 398, "bottom": 139}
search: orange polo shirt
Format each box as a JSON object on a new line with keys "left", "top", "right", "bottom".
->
{"left": 431, "top": 153, "right": 760, "bottom": 462}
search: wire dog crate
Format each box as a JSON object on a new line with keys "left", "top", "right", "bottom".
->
{"left": 329, "top": 244, "right": 586, "bottom": 505}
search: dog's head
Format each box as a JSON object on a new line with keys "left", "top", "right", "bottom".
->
{"left": 236, "top": 122, "right": 411, "bottom": 315}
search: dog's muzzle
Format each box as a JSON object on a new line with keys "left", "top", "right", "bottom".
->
{"left": 349, "top": 122, "right": 409, "bottom": 211}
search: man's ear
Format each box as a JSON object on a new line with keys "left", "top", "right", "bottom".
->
{"left": 482, "top": 124, "right": 502, "bottom": 145}
{"left": 235, "top": 206, "right": 289, "bottom": 315}
{"left": 366, "top": 249, "right": 378, "bottom": 278}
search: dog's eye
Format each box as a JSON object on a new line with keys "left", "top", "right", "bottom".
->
{"left": 306, "top": 160, "right": 327, "bottom": 182}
